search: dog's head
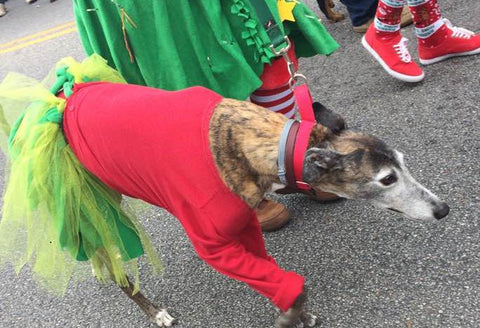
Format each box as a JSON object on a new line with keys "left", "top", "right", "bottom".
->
{"left": 304, "top": 106, "right": 449, "bottom": 222}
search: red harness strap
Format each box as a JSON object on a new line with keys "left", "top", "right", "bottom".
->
{"left": 293, "top": 84, "right": 315, "bottom": 122}
{"left": 293, "top": 84, "right": 315, "bottom": 191}
{"left": 293, "top": 120, "right": 315, "bottom": 191}
{"left": 278, "top": 83, "right": 316, "bottom": 193}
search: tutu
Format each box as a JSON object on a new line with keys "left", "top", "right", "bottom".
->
{"left": 0, "top": 55, "right": 162, "bottom": 294}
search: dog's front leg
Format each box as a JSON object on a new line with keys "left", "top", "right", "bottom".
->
{"left": 275, "top": 289, "right": 318, "bottom": 328}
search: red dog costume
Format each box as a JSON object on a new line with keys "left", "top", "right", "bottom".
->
{"left": 62, "top": 82, "right": 304, "bottom": 311}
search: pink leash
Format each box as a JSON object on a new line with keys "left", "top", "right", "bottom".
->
{"left": 292, "top": 84, "right": 316, "bottom": 191}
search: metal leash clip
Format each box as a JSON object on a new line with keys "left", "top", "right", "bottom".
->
{"left": 269, "top": 36, "right": 309, "bottom": 90}
{"left": 269, "top": 36, "right": 311, "bottom": 121}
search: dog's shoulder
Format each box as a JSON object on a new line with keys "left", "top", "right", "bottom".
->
{"left": 208, "top": 98, "right": 287, "bottom": 207}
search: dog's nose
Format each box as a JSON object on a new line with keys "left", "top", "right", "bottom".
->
{"left": 434, "top": 202, "right": 450, "bottom": 220}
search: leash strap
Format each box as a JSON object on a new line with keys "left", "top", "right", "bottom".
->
{"left": 277, "top": 119, "right": 296, "bottom": 185}
{"left": 249, "top": 0, "right": 315, "bottom": 122}
{"left": 293, "top": 121, "right": 315, "bottom": 190}
{"left": 248, "top": 0, "right": 289, "bottom": 52}
{"left": 251, "top": 0, "right": 316, "bottom": 192}
{"left": 293, "top": 84, "right": 315, "bottom": 122}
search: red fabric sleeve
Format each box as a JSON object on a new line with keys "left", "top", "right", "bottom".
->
{"left": 176, "top": 195, "right": 304, "bottom": 312}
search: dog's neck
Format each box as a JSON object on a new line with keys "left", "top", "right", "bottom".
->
{"left": 209, "top": 99, "right": 329, "bottom": 208}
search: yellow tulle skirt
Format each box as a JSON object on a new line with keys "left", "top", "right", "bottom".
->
{"left": 0, "top": 55, "right": 162, "bottom": 294}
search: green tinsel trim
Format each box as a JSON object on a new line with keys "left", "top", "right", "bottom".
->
{"left": 231, "top": 0, "right": 275, "bottom": 64}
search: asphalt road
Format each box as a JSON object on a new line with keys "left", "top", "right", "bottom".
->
{"left": 0, "top": 1, "right": 479, "bottom": 327}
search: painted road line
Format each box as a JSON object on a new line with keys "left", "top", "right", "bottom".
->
{"left": 0, "top": 25, "right": 78, "bottom": 54}
{"left": 0, "top": 21, "right": 76, "bottom": 49}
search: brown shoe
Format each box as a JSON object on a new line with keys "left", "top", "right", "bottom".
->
{"left": 0, "top": 4, "right": 7, "bottom": 17}
{"left": 399, "top": 5, "right": 413, "bottom": 28}
{"left": 255, "top": 199, "right": 290, "bottom": 232}
{"left": 308, "top": 189, "right": 341, "bottom": 202}
{"left": 352, "top": 5, "right": 413, "bottom": 33}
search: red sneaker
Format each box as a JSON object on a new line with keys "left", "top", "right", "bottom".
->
{"left": 362, "top": 25, "right": 424, "bottom": 83}
{"left": 418, "top": 19, "right": 480, "bottom": 65}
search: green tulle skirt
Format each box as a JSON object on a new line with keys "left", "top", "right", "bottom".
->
{"left": 0, "top": 55, "right": 162, "bottom": 294}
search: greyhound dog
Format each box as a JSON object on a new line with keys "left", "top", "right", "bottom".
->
{"left": 109, "top": 93, "right": 448, "bottom": 327}
{"left": 3, "top": 80, "right": 449, "bottom": 328}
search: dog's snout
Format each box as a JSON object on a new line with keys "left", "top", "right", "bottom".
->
{"left": 434, "top": 202, "right": 450, "bottom": 220}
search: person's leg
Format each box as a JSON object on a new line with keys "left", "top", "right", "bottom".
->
{"left": 250, "top": 44, "right": 298, "bottom": 119}
{"left": 341, "top": 0, "right": 412, "bottom": 33}
{"left": 340, "top": 0, "right": 378, "bottom": 27}
{"left": 407, "top": 0, "right": 480, "bottom": 65}
{"left": 361, "top": 0, "right": 424, "bottom": 82}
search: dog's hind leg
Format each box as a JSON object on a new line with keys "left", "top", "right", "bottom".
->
{"left": 96, "top": 248, "right": 176, "bottom": 327}
{"left": 119, "top": 281, "right": 176, "bottom": 327}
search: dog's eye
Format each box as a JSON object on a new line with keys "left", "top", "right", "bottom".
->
{"left": 380, "top": 174, "right": 397, "bottom": 186}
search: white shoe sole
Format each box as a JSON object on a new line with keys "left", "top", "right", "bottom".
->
{"left": 419, "top": 47, "right": 480, "bottom": 65}
{"left": 362, "top": 36, "right": 425, "bottom": 83}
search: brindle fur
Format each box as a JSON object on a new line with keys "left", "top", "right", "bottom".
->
{"left": 209, "top": 98, "right": 288, "bottom": 208}
{"left": 209, "top": 98, "right": 334, "bottom": 208}
{"left": 209, "top": 98, "right": 439, "bottom": 209}
{"left": 208, "top": 98, "right": 381, "bottom": 207}
{"left": 304, "top": 130, "right": 402, "bottom": 198}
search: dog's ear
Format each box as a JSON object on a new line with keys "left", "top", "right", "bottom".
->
{"left": 312, "top": 102, "right": 346, "bottom": 134}
{"left": 305, "top": 148, "right": 343, "bottom": 170}
{"left": 303, "top": 148, "right": 365, "bottom": 183}
{"left": 303, "top": 148, "right": 343, "bottom": 183}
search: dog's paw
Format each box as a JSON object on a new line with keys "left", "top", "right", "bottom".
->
{"left": 300, "top": 312, "right": 318, "bottom": 327}
{"left": 275, "top": 309, "right": 301, "bottom": 328}
{"left": 155, "top": 309, "right": 176, "bottom": 327}
{"left": 276, "top": 313, "right": 318, "bottom": 328}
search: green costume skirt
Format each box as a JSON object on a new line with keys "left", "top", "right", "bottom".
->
{"left": 0, "top": 56, "right": 162, "bottom": 293}
{"left": 73, "top": 0, "right": 339, "bottom": 99}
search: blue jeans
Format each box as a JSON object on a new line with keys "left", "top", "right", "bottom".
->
{"left": 340, "top": 0, "right": 378, "bottom": 27}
